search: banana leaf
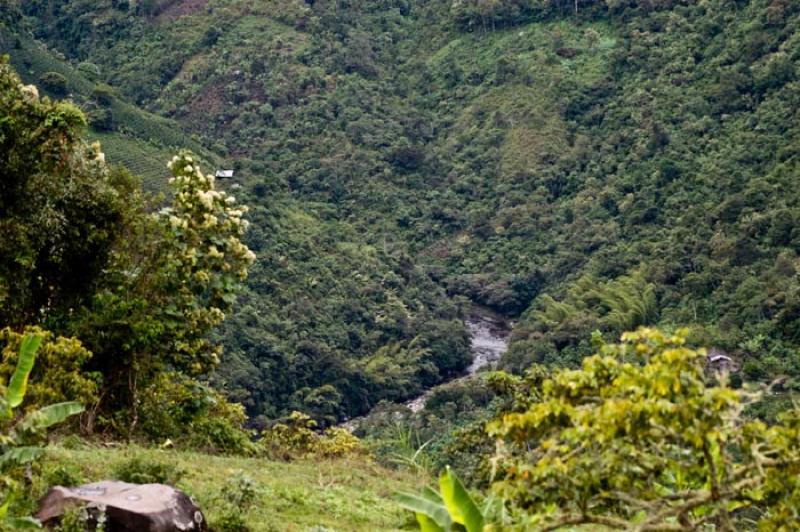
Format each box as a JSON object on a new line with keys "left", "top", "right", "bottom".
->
{"left": 0, "top": 446, "right": 44, "bottom": 468}
{"left": 5, "top": 334, "right": 43, "bottom": 415}
{"left": 395, "top": 491, "right": 452, "bottom": 530}
{"left": 439, "top": 467, "right": 484, "bottom": 532}
{"left": 19, "top": 402, "right": 84, "bottom": 432}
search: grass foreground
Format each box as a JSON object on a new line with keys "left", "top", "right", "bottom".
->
{"left": 32, "top": 444, "right": 425, "bottom": 531}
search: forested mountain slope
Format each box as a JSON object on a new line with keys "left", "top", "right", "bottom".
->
{"left": 9, "top": 0, "right": 800, "bottom": 421}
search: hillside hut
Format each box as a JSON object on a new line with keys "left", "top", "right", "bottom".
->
{"left": 705, "top": 347, "right": 737, "bottom": 373}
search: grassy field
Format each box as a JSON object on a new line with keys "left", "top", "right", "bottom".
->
{"left": 33, "top": 445, "right": 425, "bottom": 531}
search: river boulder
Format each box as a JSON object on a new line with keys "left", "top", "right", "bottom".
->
{"left": 36, "top": 481, "right": 206, "bottom": 531}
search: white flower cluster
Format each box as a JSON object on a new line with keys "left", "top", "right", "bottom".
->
{"left": 169, "top": 215, "right": 188, "bottom": 230}
{"left": 163, "top": 152, "right": 256, "bottom": 280}
{"left": 166, "top": 154, "right": 183, "bottom": 170}
{"left": 19, "top": 83, "right": 39, "bottom": 101}
{"left": 196, "top": 190, "right": 218, "bottom": 210}
{"left": 227, "top": 236, "right": 257, "bottom": 263}
{"left": 202, "top": 213, "right": 218, "bottom": 229}
{"left": 90, "top": 141, "right": 106, "bottom": 163}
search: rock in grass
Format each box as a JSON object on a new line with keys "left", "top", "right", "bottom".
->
{"left": 36, "top": 481, "right": 206, "bottom": 531}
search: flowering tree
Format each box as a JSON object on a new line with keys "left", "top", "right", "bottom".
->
{"left": 71, "top": 151, "right": 256, "bottom": 434}
{"left": 0, "top": 58, "right": 255, "bottom": 441}
{"left": 161, "top": 152, "right": 256, "bottom": 376}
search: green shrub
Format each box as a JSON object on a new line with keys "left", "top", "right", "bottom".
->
{"left": 313, "top": 427, "right": 365, "bottom": 458}
{"left": 260, "top": 411, "right": 318, "bottom": 460}
{"left": 487, "top": 329, "right": 800, "bottom": 529}
{"left": 91, "top": 84, "right": 116, "bottom": 106}
{"left": 76, "top": 62, "right": 101, "bottom": 80}
{"left": 43, "top": 464, "right": 86, "bottom": 488}
{"left": 38, "top": 71, "right": 68, "bottom": 95}
{"left": 88, "top": 107, "right": 114, "bottom": 131}
{"left": 112, "top": 456, "right": 184, "bottom": 485}
{"left": 137, "top": 373, "right": 254, "bottom": 455}
{"left": 211, "top": 472, "right": 259, "bottom": 532}
{"left": 260, "top": 411, "right": 365, "bottom": 460}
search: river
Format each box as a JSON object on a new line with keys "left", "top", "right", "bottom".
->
{"left": 404, "top": 307, "right": 511, "bottom": 412}
{"left": 340, "top": 308, "right": 511, "bottom": 429}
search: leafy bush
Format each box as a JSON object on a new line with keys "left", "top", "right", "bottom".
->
{"left": 137, "top": 373, "right": 254, "bottom": 455}
{"left": 313, "top": 427, "right": 366, "bottom": 458}
{"left": 211, "top": 472, "right": 259, "bottom": 532}
{"left": 38, "top": 71, "right": 67, "bottom": 95}
{"left": 112, "top": 456, "right": 184, "bottom": 485}
{"left": 487, "top": 328, "right": 800, "bottom": 529}
{"left": 260, "top": 411, "right": 365, "bottom": 460}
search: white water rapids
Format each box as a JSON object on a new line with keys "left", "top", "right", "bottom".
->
{"left": 340, "top": 308, "right": 511, "bottom": 429}
{"left": 404, "top": 309, "right": 511, "bottom": 412}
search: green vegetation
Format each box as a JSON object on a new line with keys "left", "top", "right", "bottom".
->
{"left": 1, "top": 333, "right": 84, "bottom": 527}
{"left": 259, "top": 411, "right": 365, "bottom": 460}
{"left": 0, "top": 55, "right": 254, "bottom": 450}
{"left": 33, "top": 445, "right": 424, "bottom": 531}
{"left": 2, "top": 0, "right": 800, "bottom": 529}
{"left": 402, "top": 329, "right": 800, "bottom": 529}
{"left": 10, "top": 0, "right": 799, "bottom": 425}
{"left": 0, "top": 25, "right": 213, "bottom": 189}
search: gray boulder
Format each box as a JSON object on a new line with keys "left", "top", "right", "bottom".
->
{"left": 36, "top": 481, "right": 206, "bottom": 531}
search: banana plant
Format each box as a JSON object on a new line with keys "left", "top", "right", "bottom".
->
{"left": 395, "top": 467, "right": 487, "bottom": 532}
{"left": 0, "top": 333, "right": 85, "bottom": 529}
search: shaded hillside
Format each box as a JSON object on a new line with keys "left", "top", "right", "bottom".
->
{"left": 14, "top": 0, "right": 800, "bottom": 416}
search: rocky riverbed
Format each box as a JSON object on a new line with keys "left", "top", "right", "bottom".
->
{"left": 404, "top": 308, "right": 510, "bottom": 412}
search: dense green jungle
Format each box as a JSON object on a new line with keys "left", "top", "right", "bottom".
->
{"left": 2, "top": 0, "right": 800, "bottom": 529}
